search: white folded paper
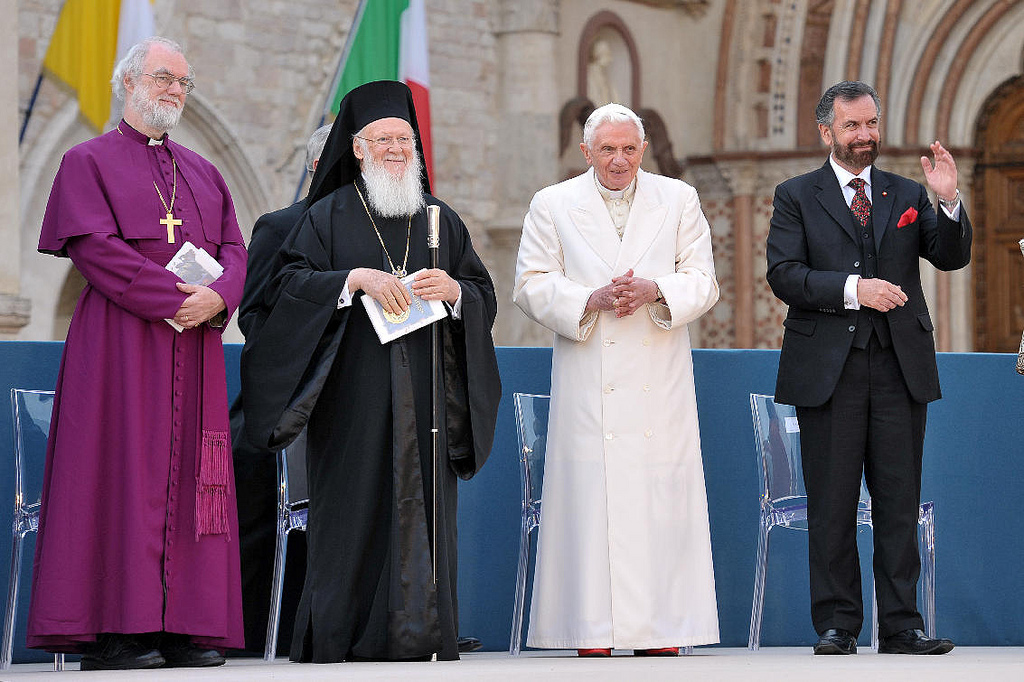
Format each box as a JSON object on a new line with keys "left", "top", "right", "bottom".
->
{"left": 164, "top": 241, "right": 224, "bottom": 332}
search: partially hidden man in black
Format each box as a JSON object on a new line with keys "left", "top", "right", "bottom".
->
{"left": 230, "top": 123, "right": 329, "bottom": 654}
{"left": 240, "top": 80, "right": 501, "bottom": 663}
{"left": 766, "top": 81, "right": 970, "bottom": 656}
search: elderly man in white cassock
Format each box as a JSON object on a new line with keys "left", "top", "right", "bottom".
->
{"left": 514, "top": 102, "right": 720, "bottom": 657}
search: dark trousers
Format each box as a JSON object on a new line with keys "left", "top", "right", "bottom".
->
{"left": 796, "top": 335, "right": 927, "bottom": 638}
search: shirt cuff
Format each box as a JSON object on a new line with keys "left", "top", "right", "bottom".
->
{"left": 337, "top": 278, "right": 354, "bottom": 309}
{"left": 940, "top": 201, "right": 961, "bottom": 221}
{"left": 844, "top": 274, "right": 860, "bottom": 310}
{"left": 445, "top": 283, "right": 463, "bottom": 320}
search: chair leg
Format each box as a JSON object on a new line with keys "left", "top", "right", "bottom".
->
{"left": 1, "top": 532, "right": 24, "bottom": 671}
{"left": 748, "top": 518, "right": 770, "bottom": 650}
{"left": 54, "top": 653, "right": 64, "bottom": 671}
{"left": 263, "top": 528, "right": 290, "bottom": 662}
{"left": 870, "top": 580, "right": 878, "bottom": 650}
{"left": 918, "top": 505, "right": 936, "bottom": 638}
{"left": 509, "top": 522, "right": 531, "bottom": 656}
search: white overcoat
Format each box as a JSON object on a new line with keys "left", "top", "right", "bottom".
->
{"left": 513, "top": 168, "right": 720, "bottom": 649}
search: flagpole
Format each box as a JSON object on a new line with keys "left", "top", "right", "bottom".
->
{"left": 19, "top": 74, "right": 44, "bottom": 145}
{"left": 293, "top": 0, "right": 369, "bottom": 203}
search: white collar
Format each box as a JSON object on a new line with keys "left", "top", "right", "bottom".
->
{"left": 829, "top": 154, "right": 871, "bottom": 189}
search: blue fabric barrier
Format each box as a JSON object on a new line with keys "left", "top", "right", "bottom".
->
{"left": 1, "top": 342, "right": 1021, "bottom": 661}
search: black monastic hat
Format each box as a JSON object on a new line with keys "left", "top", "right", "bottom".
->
{"left": 306, "top": 80, "right": 431, "bottom": 208}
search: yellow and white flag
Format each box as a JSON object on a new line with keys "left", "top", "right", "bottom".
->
{"left": 42, "top": 0, "right": 154, "bottom": 132}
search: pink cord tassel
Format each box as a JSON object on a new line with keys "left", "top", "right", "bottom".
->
{"left": 196, "top": 429, "right": 230, "bottom": 539}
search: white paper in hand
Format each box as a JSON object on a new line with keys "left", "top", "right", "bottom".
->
{"left": 165, "top": 241, "right": 224, "bottom": 331}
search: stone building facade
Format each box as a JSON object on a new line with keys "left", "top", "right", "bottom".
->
{"left": 5, "top": 0, "right": 1024, "bottom": 351}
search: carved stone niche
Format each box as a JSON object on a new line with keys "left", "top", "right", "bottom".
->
{"left": 558, "top": 10, "right": 683, "bottom": 178}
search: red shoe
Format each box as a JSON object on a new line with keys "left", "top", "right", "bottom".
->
{"left": 577, "top": 648, "right": 612, "bottom": 657}
{"left": 634, "top": 647, "right": 679, "bottom": 657}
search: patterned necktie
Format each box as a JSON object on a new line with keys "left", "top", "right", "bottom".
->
{"left": 849, "top": 178, "right": 871, "bottom": 228}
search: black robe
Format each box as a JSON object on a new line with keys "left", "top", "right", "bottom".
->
{"left": 239, "top": 181, "right": 500, "bottom": 662}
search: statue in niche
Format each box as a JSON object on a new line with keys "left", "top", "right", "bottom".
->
{"left": 586, "top": 39, "right": 620, "bottom": 105}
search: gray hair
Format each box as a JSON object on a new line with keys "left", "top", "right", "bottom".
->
{"left": 815, "top": 81, "right": 881, "bottom": 127}
{"left": 111, "top": 37, "right": 192, "bottom": 102}
{"left": 305, "top": 124, "right": 332, "bottom": 173}
{"left": 582, "top": 103, "right": 645, "bottom": 148}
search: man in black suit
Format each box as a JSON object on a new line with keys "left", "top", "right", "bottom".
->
{"left": 231, "top": 124, "right": 330, "bottom": 653}
{"left": 766, "top": 81, "right": 970, "bottom": 656}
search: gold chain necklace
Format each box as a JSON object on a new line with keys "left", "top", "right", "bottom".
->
{"left": 154, "top": 159, "right": 182, "bottom": 244}
{"left": 355, "top": 183, "right": 412, "bottom": 278}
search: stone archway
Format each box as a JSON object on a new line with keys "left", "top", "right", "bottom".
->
{"left": 973, "top": 75, "right": 1024, "bottom": 352}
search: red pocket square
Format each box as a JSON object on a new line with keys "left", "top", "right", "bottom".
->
{"left": 897, "top": 206, "right": 918, "bottom": 228}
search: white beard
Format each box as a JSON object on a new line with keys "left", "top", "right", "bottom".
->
{"left": 130, "top": 82, "right": 183, "bottom": 133}
{"left": 361, "top": 149, "right": 426, "bottom": 218}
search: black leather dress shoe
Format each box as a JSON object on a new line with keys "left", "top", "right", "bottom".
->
{"left": 156, "top": 633, "right": 226, "bottom": 667}
{"left": 80, "top": 634, "right": 165, "bottom": 670}
{"left": 457, "top": 636, "right": 483, "bottom": 653}
{"left": 813, "top": 628, "right": 857, "bottom": 655}
{"left": 878, "top": 628, "right": 954, "bottom": 655}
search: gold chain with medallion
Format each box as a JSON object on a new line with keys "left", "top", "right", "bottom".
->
{"left": 355, "top": 183, "right": 412, "bottom": 324}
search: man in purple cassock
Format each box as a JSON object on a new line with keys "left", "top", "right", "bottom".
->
{"left": 29, "top": 36, "right": 245, "bottom": 670}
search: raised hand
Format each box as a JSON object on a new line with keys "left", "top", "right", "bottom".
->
{"left": 920, "top": 140, "right": 958, "bottom": 203}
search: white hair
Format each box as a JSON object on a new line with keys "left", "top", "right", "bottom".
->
{"left": 305, "top": 125, "right": 332, "bottom": 173}
{"left": 111, "top": 37, "right": 192, "bottom": 102}
{"left": 582, "top": 103, "right": 645, "bottom": 148}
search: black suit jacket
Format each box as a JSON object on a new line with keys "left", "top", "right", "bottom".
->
{"left": 237, "top": 200, "right": 308, "bottom": 337}
{"left": 766, "top": 160, "right": 972, "bottom": 407}
{"left": 231, "top": 199, "right": 309, "bottom": 651}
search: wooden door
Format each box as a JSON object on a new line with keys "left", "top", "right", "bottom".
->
{"left": 974, "top": 78, "right": 1024, "bottom": 352}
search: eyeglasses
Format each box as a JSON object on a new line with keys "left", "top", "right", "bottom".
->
{"left": 354, "top": 135, "right": 416, "bottom": 148}
{"left": 143, "top": 72, "right": 195, "bottom": 94}
{"left": 594, "top": 144, "right": 642, "bottom": 159}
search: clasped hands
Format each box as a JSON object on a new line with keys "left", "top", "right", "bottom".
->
{"left": 350, "top": 267, "right": 460, "bottom": 317}
{"left": 172, "top": 282, "right": 226, "bottom": 329}
{"left": 585, "top": 269, "right": 660, "bottom": 318}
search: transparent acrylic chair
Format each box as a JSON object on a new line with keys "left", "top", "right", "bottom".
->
{"left": 263, "top": 427, "right": 308, "bottom": 662}
{"left": 510, "top": 393, "right": 692, "bottom": 656}
{"left": 510, "top": 393, "right": 547, "bottom": 656}
{"left": 747, "top": 393, "right": 936, "bottom": 651}
{"left": 2, "top": 389, "right": 64, "bottom": 671}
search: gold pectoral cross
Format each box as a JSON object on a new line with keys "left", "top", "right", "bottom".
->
{"left": 161, "top": 211, "right": 183, "bottom": 243}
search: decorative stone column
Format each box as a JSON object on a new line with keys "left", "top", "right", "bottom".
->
{"left": 719, "top": 160, "right": 758, "bottom": 348}
{"left": 488, "top": 0, "right": 560, "bottom": 346}
{"left": 0, "top": 0, "right": 29, "bottom": 337}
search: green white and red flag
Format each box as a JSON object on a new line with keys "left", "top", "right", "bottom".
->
{"left": 328, "top": 0, "right": 433, "bottom": 185}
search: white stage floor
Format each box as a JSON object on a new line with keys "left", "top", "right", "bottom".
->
{"left": 3, "top": 648, "right": 1024, "bottom": 681}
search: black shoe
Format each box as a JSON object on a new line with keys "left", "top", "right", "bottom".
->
{"left": 156, "top": 632, "right": 226, "bottom": 668}
{"left": 813, "top": 628, "right": 857, "bottom": 655}
{"left": 878, "top": 628, "right": 954, "bottom": 655}
{"left": 80, "top": 634, "right": 166, "bottom": 671}
{"left": 457, "top": 636, "right": 482, "bottom": 653}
